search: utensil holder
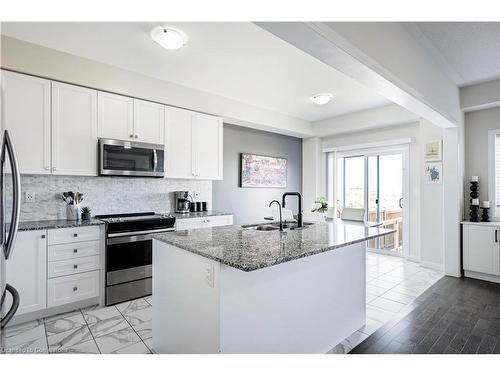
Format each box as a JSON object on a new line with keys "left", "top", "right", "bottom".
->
{"left": 66, "top": 204, "right": 80, "bottom": 221}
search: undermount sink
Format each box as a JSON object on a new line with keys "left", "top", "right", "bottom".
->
{"left": 251, "top": 225, "right": 281, "bottom": 231}
{"left": 243, "top": 222, "right": 315, "bottom": 231}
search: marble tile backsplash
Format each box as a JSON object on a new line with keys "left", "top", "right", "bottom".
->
{"left": 11, "top": 175, "right": 212, "bottom": 221}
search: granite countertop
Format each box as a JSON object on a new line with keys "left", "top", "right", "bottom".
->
{"left": 169, "top": 210, "right": 233, "bottom": 219}
{"left": 153, "top": 221, "right": 395, "bottom": 272}
{"left": 17, "top": 218, "right": 104, "bottom": 231}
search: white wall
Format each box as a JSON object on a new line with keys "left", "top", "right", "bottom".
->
{"left": 464, "top": 107, "right": 500, "bottom": 210}
{"left": 0, "top": 35, "right": 313, "bottom": 138}
{"left": 321, "top": 123, "right": 421, "bottom": 262}
{"left": 419, "top": 120, "right": 445, "bottom": 269}
{"left": 313, "top": 104, "right": 419, "bottom": 137}
{"left": 316, "top": 120, "right": 455, "bottom": 271}
{"left": 461, "top": 78, "right": 500, "bottom": 112}
{"left": 302, "top": 137, "right": 324, "bottom": 215}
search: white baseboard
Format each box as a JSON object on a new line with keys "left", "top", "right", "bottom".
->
{"left": 464, "top": 270, "right": 500, "bottom": 284}
{"left": 407, "top": 256, "right": 420, "bottom": 263}
{"left": 419, "top": 260, "right": 444, "bottom": 271}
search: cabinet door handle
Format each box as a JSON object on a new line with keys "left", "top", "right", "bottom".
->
{"left": 73, "top": 264, "right": 78, "bottom": 269}
{"left": 496, "top": 230, "right": 498, "bottom": 243}
{"left": 41, "top": 234, "right": 46, "bottom": 239}
{"left": 73, "top": 249, "right": 78, "bottom": 253}
{"left": 73, "top": 233, "right": 78, "bottom": 237}
{"left": 73, "top": 286, "right": 78, "bottom": 292}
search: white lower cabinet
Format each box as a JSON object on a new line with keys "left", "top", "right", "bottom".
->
{"left": 47, "top": 240, "right": 100, "bottom": 261}
{"left": 7, "top": 226, "right": 103, "bottom": 321}
{"left": 175, "top": 215, "right": 233, "bottom": 231}
{"left": 6, "top": 230, "right": 47, "bottom": 315}
{"left": 48, "top": 255, "right": 100, "bottom": 278}
{"left": 47, "top": 270, "right": 100, "bottom": 308}
{"left": 48, "top": 226, "right": 100, "bottom": 245}
{"left": 463, "top": 222, "right": 500, "bottom": 279}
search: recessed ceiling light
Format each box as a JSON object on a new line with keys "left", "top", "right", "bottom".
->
{"left": 150, "top": 26, "right": 188, "bottom": 50}
{"left": 309, "top": 93, "right": 333, "bottom": 105}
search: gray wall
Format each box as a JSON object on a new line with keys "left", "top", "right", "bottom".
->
{"left": 13, "top": 175, "right": 211, "bottom": 221}
{"left": 213, "top": 124, "right": 302, "bottom": 225}
{"left": 464, "top": 107, "right": 500, "bottom": 211}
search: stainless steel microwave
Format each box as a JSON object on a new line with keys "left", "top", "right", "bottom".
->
{"left": 99, "top": 138, "right": 165, "bottom": 177}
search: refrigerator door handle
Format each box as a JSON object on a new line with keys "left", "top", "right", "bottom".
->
{"left": 1, "top": 130, "right": 21, "bottom": 260}
{"left": 0, "top": 283, "right": 20, "bottom": 329}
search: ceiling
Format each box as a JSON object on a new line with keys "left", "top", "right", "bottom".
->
{"left": 411, "top": 22, "right": 500, "bottom": 87}
{"left": 0, "top": 22, "right": 391, "bottom": 122}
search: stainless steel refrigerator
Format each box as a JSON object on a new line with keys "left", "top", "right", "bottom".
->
{"left": 0, "top": 130, "right": 21, "bottom": 350}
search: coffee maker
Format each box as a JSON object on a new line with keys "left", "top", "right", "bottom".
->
{"left": 174, "top": 191, "right": 192, "bottom": 213}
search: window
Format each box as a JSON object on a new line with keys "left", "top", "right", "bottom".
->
{"left": 488, "top": 130, "right": 500, "bottom": 219}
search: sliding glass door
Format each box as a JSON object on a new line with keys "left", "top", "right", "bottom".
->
{"left": 334, "top": 150, "right": 406, "bottom": 256}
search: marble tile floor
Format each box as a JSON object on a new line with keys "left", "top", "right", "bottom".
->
{"left": 328, "top": 252, "right": 443, "bottom": 354}
{"left": 2, "top": 295, "right": 154, "bottom": 354}
{"left": 3, "top": 253, "right": 442, "bottom": 354}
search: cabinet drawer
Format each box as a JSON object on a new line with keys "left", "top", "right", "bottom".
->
{"left": 175, "top": 218, "right": 205, "bottom": 231}
{"left": 47, "top": 270, "right": 99, "bottom": 307}
{"left": 204, "top": 215, "right": 233, "bottom": 227}
{"left": 48, "top": 226, "right": 100, "bottom": 245}
{"left": 48, "top": 255, "right": 100, "bottom": 278}
{"left": 48, "top": 240, "right": 100, "bottom": 261}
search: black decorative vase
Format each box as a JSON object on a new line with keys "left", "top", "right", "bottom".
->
{"left": 470, "top": 205, "right": 480, "bottom": 222}
{"left": 481, "top": 207, "right": 490, "bottom": 222}
{"left": 470, "top": 181, "right": 480, "bottom": 222}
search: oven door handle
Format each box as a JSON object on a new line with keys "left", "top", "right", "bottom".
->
{"left": 107, "top": 228, "right": 174, "bottom": 244}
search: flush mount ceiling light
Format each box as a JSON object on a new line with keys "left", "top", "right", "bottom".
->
{"left": 309, "top": 93, "right": 333, "bottom": 105}
{"left": 150, "top": 26, "right": 188, "bottom": 50}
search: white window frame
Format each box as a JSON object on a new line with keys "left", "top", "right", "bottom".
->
{"left": 487, "top": 129, "right": 500, "bottom": 221}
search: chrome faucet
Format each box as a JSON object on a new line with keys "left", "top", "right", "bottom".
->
{"left": 282, "top": 192, "right": 302, "bottom": 228}
{"left": 269, "top": 200, "right": 283, "bottom": 231}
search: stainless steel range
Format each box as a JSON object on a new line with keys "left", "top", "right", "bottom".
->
{"left": 95, "top": 212, "right": 175, "bottom": 306}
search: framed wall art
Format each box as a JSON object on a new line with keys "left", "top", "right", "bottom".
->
{"left": 240, "top": 153, "right": 287, "bottom": 188}
{"left": 425, "top": 140, "right": 442, "bottom": 161}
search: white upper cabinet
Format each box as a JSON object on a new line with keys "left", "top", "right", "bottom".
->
{"left": 133, "top": 99, "right": 164, "bottom": 144}
{"left": 98, "top": 93, "right": 164, "bottom": 144}
{"left": 165, "top": 106, "right": 194, "bottom": 179}
{"left": 194, "top": 112, "right": 223, "bottom": 180}
{"left": 97, "top": 91, "right": 134, "bottom": 141}
{"left": 165, "top": 106, "right": 223, "bottom": 180}
{"left": 1, "top": 70, "right": 51, "bottom": 174}
{"left": 52, "top": 82, "right": 98, "bottom": 176}
{"left": 6, "top": 230, "right": 47, "bottom": 316}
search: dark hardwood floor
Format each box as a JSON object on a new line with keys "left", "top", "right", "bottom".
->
{"left": 351, "top": 276, "right": 500, "bottom": 354}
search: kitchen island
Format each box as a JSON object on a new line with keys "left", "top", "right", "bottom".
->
{"left": 152, "top": 221, "right": 394, "bottom": 353}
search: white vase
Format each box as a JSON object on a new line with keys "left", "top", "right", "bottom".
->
{"left": 66, "top": 204, "right": 80, "bottom": 221}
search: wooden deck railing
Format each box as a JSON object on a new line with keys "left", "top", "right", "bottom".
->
{"left": 367, "top": 209, "right": 402, "bottom": 252}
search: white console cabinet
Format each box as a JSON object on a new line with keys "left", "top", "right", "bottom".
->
{"left": 462, "top": 221, "right": 500, "bottom": 282}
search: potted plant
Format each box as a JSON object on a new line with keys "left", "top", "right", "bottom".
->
{"left": 308, "top": 197, "right": 329, "bottom": 222}
{"left": 81, "top": 206, "right": 91, "bottom": 221}
{"left": 312, "top": 197, "right": 328, "bottom": 213}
